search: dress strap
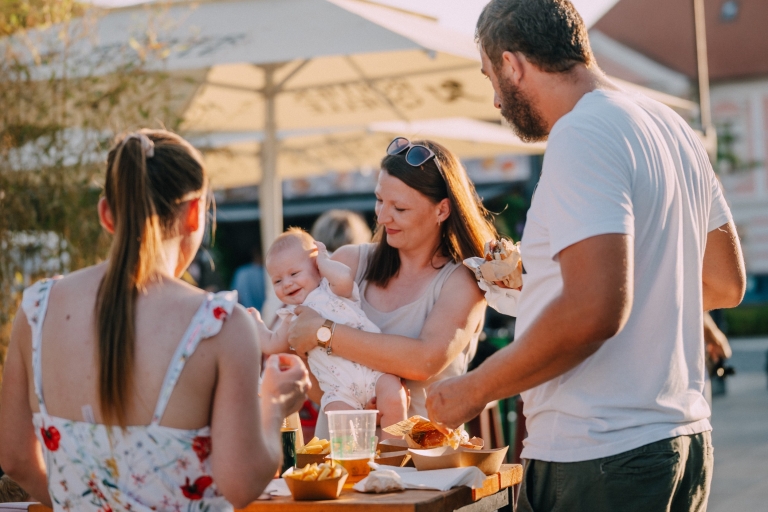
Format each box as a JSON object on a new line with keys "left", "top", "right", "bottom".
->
{"left": 151, "top": 290, "right": 238, "bottom": 425}
{"left": 21, "top": 277, "right": 61, "bottom": 416}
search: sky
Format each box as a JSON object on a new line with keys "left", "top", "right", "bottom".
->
{"left": 88, "top": 0, "right": 622, "bottom": 32}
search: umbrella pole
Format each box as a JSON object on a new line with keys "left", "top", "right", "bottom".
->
{"left": 260, "top": 64, "right": 282, "bottom": 257}
{"left": 693, "top": 0, "right": 716, "bottom": 160}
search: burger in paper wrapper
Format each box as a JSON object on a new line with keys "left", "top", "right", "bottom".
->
{"left": 382, "top": 416, "right": 481, "bottom": 450}
{"left": 464, "top": 239, "right": 523, "bottom": 290}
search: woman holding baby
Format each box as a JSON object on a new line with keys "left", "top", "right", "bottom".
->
{"left": 286, "top": 137, "right": 498, "bottom": 427}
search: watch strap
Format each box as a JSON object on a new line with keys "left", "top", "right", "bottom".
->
{"left": 317, "top": 319, "right": 334, "bottom": 348}
{"left": 326, "top": 321, "right": 337, "bottom": 355}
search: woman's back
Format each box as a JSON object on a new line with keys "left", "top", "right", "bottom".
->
{"left": 34, "top": 264, "right": 219, "bottom": 428}
{"left": 23, "top": 266, "right": 236, "bottom": 511}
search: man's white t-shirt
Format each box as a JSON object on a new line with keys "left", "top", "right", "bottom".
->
{"left": 516, "top": 89, "right": 733, "bottom": 463}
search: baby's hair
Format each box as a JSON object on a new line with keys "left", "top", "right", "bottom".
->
{"left": 266, "top": 227, "right": 316, "bottom": 262}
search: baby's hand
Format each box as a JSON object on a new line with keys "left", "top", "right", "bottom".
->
{"left": 315, "top": 241, "right": 330, "bottom": 261}
{"left": 247, "top": 307, "right": 265, "bottom": 326}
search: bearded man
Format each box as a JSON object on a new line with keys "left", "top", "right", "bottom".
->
{"left": 426, "top": 1, "right": 746, "bottom": 511}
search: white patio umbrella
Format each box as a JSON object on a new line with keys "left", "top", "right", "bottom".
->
{"left": 18, "top": 0, "right": 699, "bottom": 249}
{"left": 193, "top": 117, "right": 545, "bottom": 189}
{"left": 95, "top": 0, "right": 508, "bottom": 249}
{"left": 8, "top": 0, "right": 505, "bottom": 248}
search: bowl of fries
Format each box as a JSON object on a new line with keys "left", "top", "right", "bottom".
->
{"left": 296, "top": 437, "right": 331, "bottom": 467}
{"left": 282, "top": 462, "right": 348, "bottom": 500}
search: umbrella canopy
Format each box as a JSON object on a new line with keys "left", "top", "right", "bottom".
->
{"left": 194, "top": 118, "right": 545, "bottom": 189}
{"left": 135, "top": 0, "right": 510, "bottom": 248}
{"left": 6, "top": 0, "right": 522, "bottom": 250}
{"left": 13, "top": 0, "right": 698, "bottom": 250}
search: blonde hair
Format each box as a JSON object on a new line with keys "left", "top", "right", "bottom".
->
{"left": 266, "top": 228, "right": 315, "bottom": 264}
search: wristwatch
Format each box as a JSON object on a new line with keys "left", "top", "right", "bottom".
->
{"left": 316, "top": 319, "right": 336, "bottom": 354}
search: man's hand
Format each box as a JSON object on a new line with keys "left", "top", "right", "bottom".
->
{"left": 426, "top": 375, "right": 486, "bottom": 433}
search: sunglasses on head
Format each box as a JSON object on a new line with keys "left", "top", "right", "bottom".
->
{"left": 386, "top": 137, "right": 444, "bottom": 177}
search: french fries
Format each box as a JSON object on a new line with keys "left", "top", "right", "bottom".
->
{"left": 297, "top": 436, "right": 331, "bottom": 455}
{"left": 286, "top": 462, "right": 343, "bottom": 481}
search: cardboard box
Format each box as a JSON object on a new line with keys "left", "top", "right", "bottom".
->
{"left": 377, "top": 438, "right": 409, "bottom": 453}
{"left": 283, "top": 465, "right": 348, "bottom": 500}
{"left": 408, "top": 446, "right": 509, "bottom": 475}
{"left": 408, "top": 446, "right": 463, "bottom": 471}
{"left": 375, "top": 449, "right": 412, "bottom": 467}
{"left": 460, "top": 446, "right": 508, "bottom": 475}
{"left": 296, "top": 453, "right": 330, "bottom": 468}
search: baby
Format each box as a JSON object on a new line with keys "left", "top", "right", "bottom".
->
{"left": 253, "top": 228, "right": 407, "bottom": 437}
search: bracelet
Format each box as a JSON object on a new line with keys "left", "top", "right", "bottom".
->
{"left": 326, "top": 321, "right": 337, "bottom": 355}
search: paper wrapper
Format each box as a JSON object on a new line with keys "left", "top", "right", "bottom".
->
{"left": 477, "top": 280, "right": 521, "bottom": 317}
{"left": 382, "top": 416, "right": 469, "bottom": 450}
{"left": 353, "top": 466, "right": 406, "bottom": 493}
{"left": 464, "top": 240, "right": 523, "bottom": 290}
{"left": 464, "top": 239, "right": 523, "bottom": 317}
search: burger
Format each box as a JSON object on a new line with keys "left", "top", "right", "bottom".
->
{"left": 410, "top": 418, "right": 455, "bottom": 449}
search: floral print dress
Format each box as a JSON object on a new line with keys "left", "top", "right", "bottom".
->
{"left": 23, "top": 278, "right": 237, "bottom": 512}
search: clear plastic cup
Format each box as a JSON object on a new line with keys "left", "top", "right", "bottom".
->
{"left": 326, "top": 410, "right": 378, "bottom": 481}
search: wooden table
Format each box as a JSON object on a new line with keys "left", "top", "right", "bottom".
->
{"left": 238, "top": 464, "right": 523, "bottom": 512}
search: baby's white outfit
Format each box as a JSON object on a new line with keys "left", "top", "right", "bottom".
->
{"left": 278, "top": 278, "right": 383, "bottom": 411}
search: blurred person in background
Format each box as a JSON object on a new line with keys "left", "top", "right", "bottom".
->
{"left": 0, "top": 130, "right": 309, "bottom": 511}
{"left": 231, "top": 245, "right": 267, "bottom": 311}
{"left": 703, "top": 311, "right": 733, "bottom": 403}
{"left": 311, "top": 209, "right": 373, "bottom": 254}
{"left": 426, "top": 1, "right": 746, "bottom": 511}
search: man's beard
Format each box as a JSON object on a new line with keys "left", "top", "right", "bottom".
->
{"left": 499, "top": 79, "right": 549, "bottom": 143}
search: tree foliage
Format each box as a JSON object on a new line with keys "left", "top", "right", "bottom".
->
{"left": 0, "top": 0, "right": 189, "bottom": 382}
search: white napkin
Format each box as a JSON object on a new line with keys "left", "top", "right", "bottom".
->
{"left": 264, "top": 478, "right": 292, "bottom": 497}
{"left": 378, "top": 465, "right": 487, "bottom": 491}
{"left": 353, "top": 469, "right": 406, "bottom": 493}
{"left": 478, "top": 280, "right": 521, "bottom": 317}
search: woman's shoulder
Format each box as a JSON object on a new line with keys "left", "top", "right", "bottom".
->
{"left": 22, "top": 264, "right": 105, "bottom": 313}
{"left": 437, "top": 263, "right": 482, "bottom": 300}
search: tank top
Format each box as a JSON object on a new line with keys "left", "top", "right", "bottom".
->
{"left": 22, "top": 277, "right": 237, "bottom": 512}
{"left": 355, "top": 243, "right": 480, "bottom": 416}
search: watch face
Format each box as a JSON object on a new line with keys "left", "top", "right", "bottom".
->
{"left": 317, "top": 327, "right": 332, "bottom": 343}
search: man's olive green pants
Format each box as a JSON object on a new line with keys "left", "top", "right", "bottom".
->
{"left": 518, "top": 432, "right": 713, "bottom": 512}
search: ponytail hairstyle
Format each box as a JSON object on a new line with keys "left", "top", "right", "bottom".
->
{"left": 97, "top": 129, "right": 206, "bottom": 427}
{"left": 365, "top": 140, "right": 498, "bottom": 287}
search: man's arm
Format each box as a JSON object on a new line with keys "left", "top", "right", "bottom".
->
{"left": 315, "top": 242, "right": 354, "bottom": 298}
{"left": 702, "top": 221, "right": 745, "bottom": 311}
{"left": 427, "top": 233, "right": 633, "bottom": 429}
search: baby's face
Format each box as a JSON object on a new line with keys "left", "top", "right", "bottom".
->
{"left": 267, "top": 243, "right": 322, "bottom": 305}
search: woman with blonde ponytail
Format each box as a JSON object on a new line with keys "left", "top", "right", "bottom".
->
{"left": 0, "top": 129, "right": 310, "bottom": 511}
